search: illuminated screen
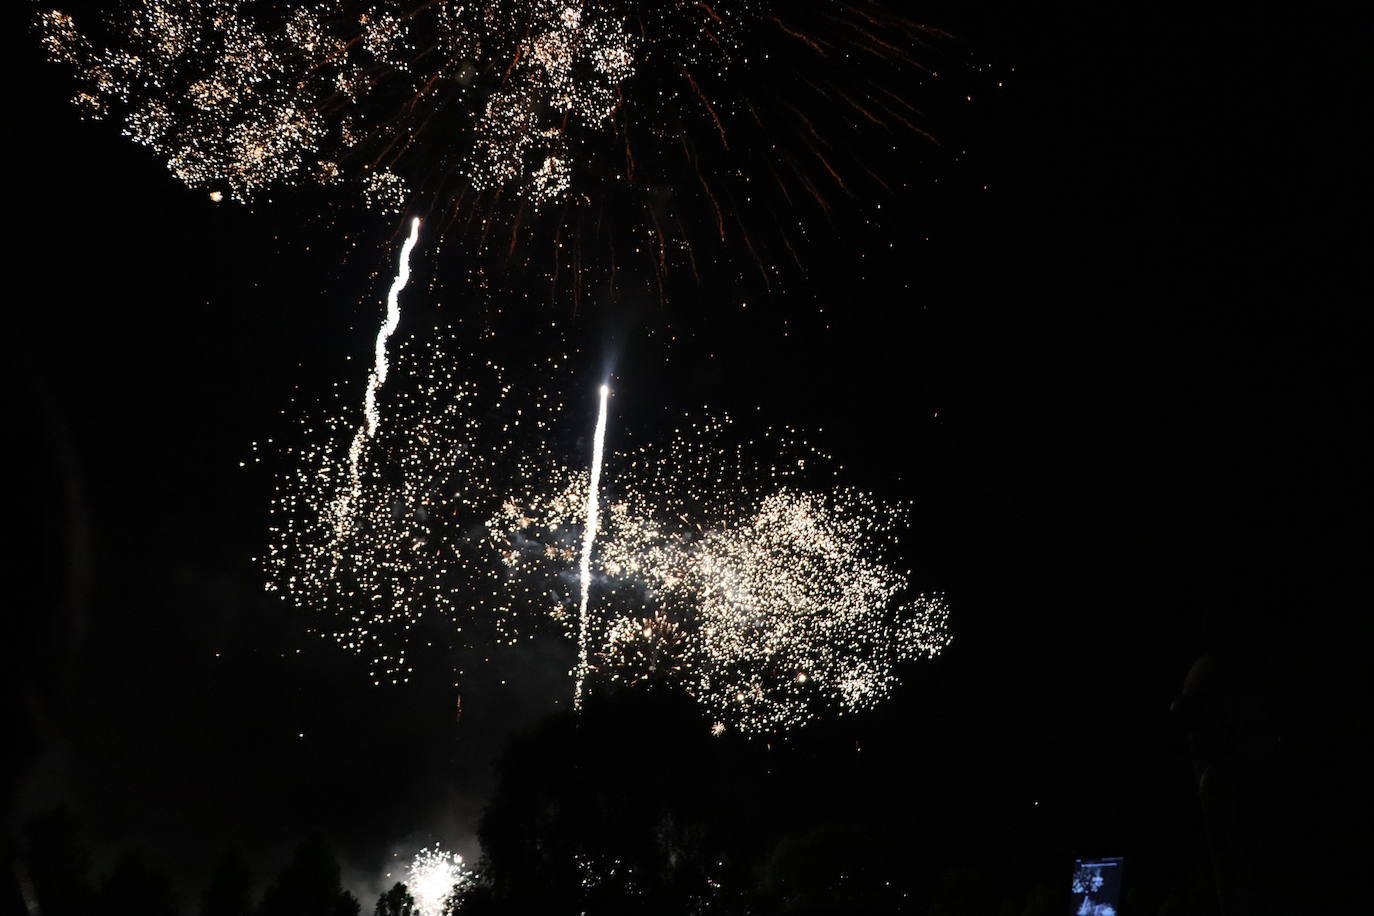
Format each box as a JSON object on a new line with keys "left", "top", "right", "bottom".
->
{"left": 1069, "top": 857, "right": 1124, "bottom": 916}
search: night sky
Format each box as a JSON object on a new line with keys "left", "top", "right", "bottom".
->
{"left": 8, "top": 2, "right": 1371, "bottom": 914}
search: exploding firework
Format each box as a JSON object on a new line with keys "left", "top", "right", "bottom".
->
{"left": 407, "top": 846, "right": 471, "bottom": 916}
{"left": 488, "top": 415, "right": 951, "bottom": 732}
{"left": 596, "top": 609, "right": 691, "bottom": 689}
{"left": 38, "top": 1, "right": 955, "bottom": 301}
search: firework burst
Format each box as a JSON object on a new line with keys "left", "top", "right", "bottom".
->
{"left": 596, "top": 610, "right": 692, "bottom": 689}
{"left": 488, "top": 415, "right": 951, "bottom": 732}
{"left": 39, "top": 1, "right": 955, "bottom": 302}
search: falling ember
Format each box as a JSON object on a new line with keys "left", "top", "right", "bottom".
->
{"left": 332, "top": 217, "right": 421, "bottom": 547}
{"left": 575, "top": 383, "right": 611, "bottom": 709}
{"left": 407, "top": 846, "right": 470, "bottom": 916}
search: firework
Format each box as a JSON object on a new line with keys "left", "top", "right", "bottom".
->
{"left": 574, "top": 382, "right": 610, "bottom": 708}
{"left": 407, "top": 846, "right": 470, "bottom": 916}
{"left": 272, "top": 334, "right": 948, "bottom": 728}
{"left": 487, "top": 415, "right": 951, "bottom": 732}
{"left": 38, "top": 1, "right": 636, "bottom": 205}
{"left": 597, "top": 610, "right": 691, "bottom": 689}
{"left": 39, "top": 1, "right": 952, "bottom": 301}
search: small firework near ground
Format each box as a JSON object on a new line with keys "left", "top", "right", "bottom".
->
{"left": 407, "top": 846, "right": 471, "bottom": 916}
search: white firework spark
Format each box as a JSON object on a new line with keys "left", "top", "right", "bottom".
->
{"left": 575, "top": 383, "right": 610, "bottom": 709}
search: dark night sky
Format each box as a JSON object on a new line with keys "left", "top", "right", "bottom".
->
{"left": 8, "top": 1, "right": 1371, "bottom": 912}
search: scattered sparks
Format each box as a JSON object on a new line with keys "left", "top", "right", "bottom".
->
{"left": 265, "top": 326, "right": 571, "bottom": 685}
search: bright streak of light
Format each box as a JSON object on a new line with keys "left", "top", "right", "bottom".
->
{"left": 366, "top": 216, "right": 422, "bottom": 434}
{"left": 575, "top": 382, "right": 610, "bottom": 709}
{"left": 334, "top": 217, "right": 421, "bottom": 546}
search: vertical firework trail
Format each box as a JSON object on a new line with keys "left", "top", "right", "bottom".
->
{"left": 575, "top": 383, "right": 611, "bottom": 709}
{"left": 332, "top": 217, "right": 422, "bottom": 547}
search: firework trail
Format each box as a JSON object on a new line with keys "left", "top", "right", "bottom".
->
{"left": 365, "top": 218, "right": 422, "bottom": 436}
{"left": 575, "top": 383, "right": 610, "bottom": 709}
{"left": 332, "top": 216, "right": 421, "bottom": 547}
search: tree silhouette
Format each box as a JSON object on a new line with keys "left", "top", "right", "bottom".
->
{"left": 20, "top": 807, "right": 96, "bottom": 916}
{"left": 96, "top": 849, "right": 179, "bottom": 916}
{"left": 468, "top": 685, "right": 990, "bottom": 914}
{"left": 202, "top": 848, "right": 254, "bottom": 916}
{"left": 374, "top": 882, "right": 417, "bottom": 916}
{"left": 477, "top": 689, "right": 762, "bottom": 915}
{"left": 257, "top": 836, "right": 359, "bottom": 916}
{"left": 442, "top": 880, "right": 496, "bottom": 916}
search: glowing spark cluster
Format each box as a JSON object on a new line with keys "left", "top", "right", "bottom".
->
{"left": 468, "top": 2, "right": 636, "bottom": 205}
{"left": 408, "top": 846, "right": 471, "bottom": 916}
{"left": 41, "top": 2, "right": 339, "bottom": 199}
